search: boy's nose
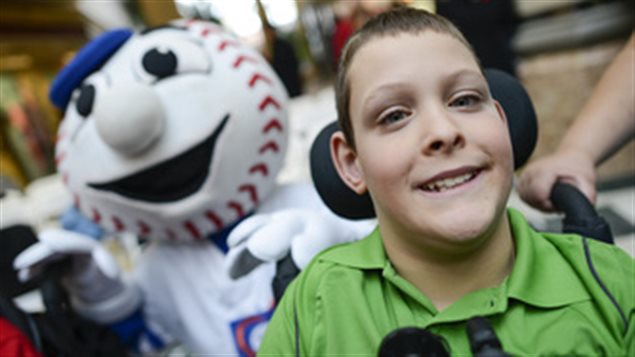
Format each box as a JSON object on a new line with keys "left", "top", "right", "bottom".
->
{"left": 421, "top": 115, "right": 465, "bottom": 155}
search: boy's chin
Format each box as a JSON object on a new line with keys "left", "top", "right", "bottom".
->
{"left": 426, "top": 206, "right": 505, "bottom": 247}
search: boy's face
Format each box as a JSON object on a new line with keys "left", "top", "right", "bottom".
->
{"left": 332, "top": 32, "right": 513, "bottom": 250}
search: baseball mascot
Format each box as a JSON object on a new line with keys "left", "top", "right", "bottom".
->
{"left": 13, "top": 21, "right": 370, "bottom": 355}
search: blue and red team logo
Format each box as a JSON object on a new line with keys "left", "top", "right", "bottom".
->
{"left": 230, "top": 304, "right": 275, "bottom": 357}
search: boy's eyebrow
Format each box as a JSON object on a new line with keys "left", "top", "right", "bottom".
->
{"left": 361, "top": 69, "right": 486, "bottom": 113}
{"left": 362, "top": 83, "right": 412, "bottom": 112}
{"left": 442, "top": 69, "right": 487, "bottom": 87}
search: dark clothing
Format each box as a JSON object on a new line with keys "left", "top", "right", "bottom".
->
{"left": 271, "top": 37, "right": 302, "bottom": 98}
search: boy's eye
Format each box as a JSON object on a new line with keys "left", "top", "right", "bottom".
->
{"left": 379, "top": 109, "right": 410, "bottom": 125}
{"left": 450, "top": 94, "right": 481, "bottom": 108}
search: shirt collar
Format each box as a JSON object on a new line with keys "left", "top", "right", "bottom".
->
{"left": 505, "top": 208, "right": 590, "bottom": 308}
{"left": 319, "top": 225, "right": 386, "bottom": 269}
{"left": 321, "top": 208, "right": 590, "bottom": 308}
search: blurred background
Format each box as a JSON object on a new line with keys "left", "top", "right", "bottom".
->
{"left": 1, "top": 0, "right": 633, "bottom": 252}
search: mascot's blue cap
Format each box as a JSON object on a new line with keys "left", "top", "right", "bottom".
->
{"left": 49, "top": 28, "right": 133, "bottom": 109}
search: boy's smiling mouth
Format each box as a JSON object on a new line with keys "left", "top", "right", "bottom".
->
{"left": 418, "top": 166, "right": 482, "bottom": 193}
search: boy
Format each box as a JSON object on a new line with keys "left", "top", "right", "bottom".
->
{"left": 258, "top": 7, "right": 633, "bottom": 355}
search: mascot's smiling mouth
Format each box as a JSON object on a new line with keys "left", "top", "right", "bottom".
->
{"left": 89, "top": 114, "right": 230, "bottom": 203}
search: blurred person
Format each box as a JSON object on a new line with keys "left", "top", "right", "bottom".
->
{"left": 331, "top": 0, "right": 357, "bottom": 67}
{"left": 518, "top": 33, "right": 634, "bottom": 211}
{"left": 263, "top": 23, "right": 303, "bottom": 97}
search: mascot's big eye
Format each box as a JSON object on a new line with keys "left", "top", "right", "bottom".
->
{"left": 132, "top": 32, "right": 210, "bottom": 84}
{"left": 76, "top": 84, "right": 96, "bottom": 117}
{"left": 142, "top": 48, "right": 178, "bottom": 79}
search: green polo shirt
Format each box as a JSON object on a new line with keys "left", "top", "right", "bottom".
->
{"left": 258, "top": 208, "right": 634, "bottom": 356}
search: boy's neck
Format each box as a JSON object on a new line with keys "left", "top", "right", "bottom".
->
{"left": 383, "top": 214, "right": 515, "bottom": 312}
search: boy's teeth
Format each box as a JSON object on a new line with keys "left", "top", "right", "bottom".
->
{"left": 423, "top": 172, "right": 475, "bottom": 192}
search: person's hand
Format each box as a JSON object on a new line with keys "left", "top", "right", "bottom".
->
{"left": 517, "top": 149, "right": 597, "bottom": 212}
{"left": 225, "top": 208, "right": 375, "bottom": 279}
{"left": 14, "top": 229, "right": 141, "bottom": 323}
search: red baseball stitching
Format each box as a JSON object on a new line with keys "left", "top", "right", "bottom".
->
{"left": 262, "top": 119, "right": 283, "bottom": 133}
{"left": 92, "top": 208, "right": 102, "bottom": 224}
{"left": 249, "top": 73, "right": 272, "bottom": 88}
{"left": 227, "top": 201, "right": 245, "bottom": 218}
{"left": 239, "top": 184, "right": 259, "bottom": 205}
{"left": 258, "top": 141, "right": 279, "bottom": 154}
{"left": 184, "top": 220, "right": 202, "bottom": 240}
{"left": 138, "top": 220, "right": 151, "bottom": 236}
{"left": 201, "top": 28, "right": 212, "bottom": 37}
{"left": 112, "top": 216, "right": 125, "bottom": 232}
{"left": 233, "top": 55, "right": 257, "bottom": 69}
{"left": 186, "top": 19, "right": 223, "bottom": 37}
{"left": 249, "top": 163, "right": 269, "bottom": 176}
{"left": 218, "top": 40, "right": 239, "bottom": 52}
{"left": 258, "top": 96, "right": 281, "bottom": 111}
{"left": 205, "top": 210, "right": 224, "bottom": 231}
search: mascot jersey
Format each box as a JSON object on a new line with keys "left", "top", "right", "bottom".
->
{"left": 46, "top": 21, "right": 342, "bottom": 355}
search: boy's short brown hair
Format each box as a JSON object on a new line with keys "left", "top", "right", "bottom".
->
{"left": 335, "top": 6, "right": 479, "bottom": 149}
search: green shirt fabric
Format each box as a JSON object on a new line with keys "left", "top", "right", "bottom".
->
{"left": 258, "top": 208, "right": 634, "bottom": 356}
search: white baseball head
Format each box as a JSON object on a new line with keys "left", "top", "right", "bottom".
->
{"left": 52, "top": 22, "right": 289, "bottom": 241}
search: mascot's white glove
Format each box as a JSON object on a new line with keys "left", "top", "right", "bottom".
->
{"left": 226, "top": 208, "right": 375, "bottom": 279}
{"left": 13, "top": 229, "right": 142, "bottom": 324}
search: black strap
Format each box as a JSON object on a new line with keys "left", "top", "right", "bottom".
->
{"left": 583, "top": 238, "right": 628, "bottom": 331}
{"left": 273, "top": 253, "right": 301, "bottom": 302}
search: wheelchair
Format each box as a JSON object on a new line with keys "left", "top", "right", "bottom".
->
{"left": 283, "top": 68, "right": 617, "bottom": 356}
{"left": 0, "top": 216, "right": 128, "bottom": 357}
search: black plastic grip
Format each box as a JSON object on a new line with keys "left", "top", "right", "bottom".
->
{"left": 549, "top": 182, "right": 613, "bottom": 244}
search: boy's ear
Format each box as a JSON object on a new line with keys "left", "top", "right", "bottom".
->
{"left": 330, "top": 131, "right": 368, "bottom": 195}
{"left": 493, "top": 100, "right": 508, "bottom": 125}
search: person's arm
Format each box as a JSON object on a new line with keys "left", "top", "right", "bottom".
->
{"left": 518, "top": 33, "right": 634, "bottom": 211}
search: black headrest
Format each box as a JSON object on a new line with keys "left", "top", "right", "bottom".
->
{"left": 310, "top": 68, "right": 537, "bottom": 219}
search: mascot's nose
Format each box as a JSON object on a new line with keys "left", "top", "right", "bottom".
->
{"left": 93, "top": 81, "right": 165, "bottom": 156}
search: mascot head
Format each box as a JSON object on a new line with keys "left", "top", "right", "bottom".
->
{"left": 50, "top": 21, "right": 289, "bottom": 242}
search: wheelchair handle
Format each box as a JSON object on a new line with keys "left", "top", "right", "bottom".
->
{"left": 549, "top": 182, "right": 613, "bottom": 244}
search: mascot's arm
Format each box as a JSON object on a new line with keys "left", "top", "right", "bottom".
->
{"left": 12, "top": 228, "right": 173, "bottom": 353}
{"left": 227, "top": 208, "right": 374, "bottom": 279}
{"left": 51, "top": 207, "right": 175, "bottom": 353}
{"left": 226, "top": 183, "right": 375, "bottom": 280}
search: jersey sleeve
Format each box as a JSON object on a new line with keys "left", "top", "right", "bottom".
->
{"left": 109, "top": 308, "right": 176, "bottom": 354}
